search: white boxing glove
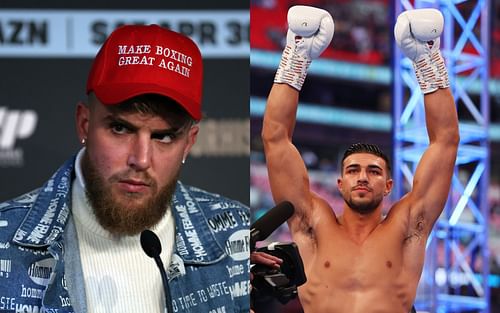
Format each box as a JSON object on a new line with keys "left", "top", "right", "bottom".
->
{"left": 274, "top": 5, "right": 334, "bottom": 91}
{"left": 394, "top": 8, "right": 449, "bottom": 94}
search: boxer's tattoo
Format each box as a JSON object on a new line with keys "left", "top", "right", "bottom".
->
{"left": 404, "top": 212, "right": 426, "bottom": 245}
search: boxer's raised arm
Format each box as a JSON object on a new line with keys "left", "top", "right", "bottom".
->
{"left": 262, "top": 6, "right": 334, "bottom": 232}
{"left": 263, "top": 84, "right": 310, "bottom": 229}
{"left": 394, "top": 9, "right": 459, "bottom": 236}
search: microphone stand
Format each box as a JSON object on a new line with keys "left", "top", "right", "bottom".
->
{"left": 141, "top": 230, "right": 174, "bottom": 313}
{"left": 154, "top": 256, "right": 174, "bottom": 313}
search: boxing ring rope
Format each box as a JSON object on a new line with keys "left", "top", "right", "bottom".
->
{"left": 393, "top": 0, "right": 491, "bottom": 312}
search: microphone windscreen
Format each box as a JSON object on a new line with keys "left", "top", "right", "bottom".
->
{"left": 251, "top": 201, "right": 295, "bottom": 241}
{"left": 140, "top": 229, "right": 162, "bottom": 258}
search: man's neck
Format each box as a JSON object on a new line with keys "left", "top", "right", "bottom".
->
{"left": 339, "top": 207, "right": 383, "bottom": 245}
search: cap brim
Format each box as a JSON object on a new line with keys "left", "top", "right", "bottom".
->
{"left": 92, "top": 83, "right": 202, "bottom": 121}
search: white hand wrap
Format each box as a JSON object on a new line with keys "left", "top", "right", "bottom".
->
{"left": 274, "top": 5, "right": 334, "bottom": 91}
{"left": 414, "top": 49, "right": 449, "bottom": 94}
{"left": 274, "top": 42, "right": 312, "bottom": 91}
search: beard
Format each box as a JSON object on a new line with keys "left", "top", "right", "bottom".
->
{"left": 344, "top": 189, "right": 383, "bottom": 215}
{"left": 81, "top": 152, "right": 178, "bottom": 236}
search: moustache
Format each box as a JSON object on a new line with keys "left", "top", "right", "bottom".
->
{"left": 109, "top": 170, "right": 156, "bottom": 187}
{"left": 352, "top": 184, "right": 372, "bottom": 192}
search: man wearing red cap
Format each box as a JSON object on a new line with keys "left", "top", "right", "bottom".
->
{"left": 0, "top": 25, "right": 249, "bottom": 313}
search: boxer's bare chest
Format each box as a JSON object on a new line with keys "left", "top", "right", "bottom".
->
{"left": 316, "top": 224, "right": 405, "bottom": 288}
{"left": 296, "top": 221, "right": 419, "bottom": 312}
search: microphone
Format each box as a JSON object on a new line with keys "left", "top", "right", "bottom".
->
{"left": 140, "top": 230, "right": 173, "bottom": 313}
{"left": 250, "top": 202, "right": 305, "bottom": 306}
{"left": 251, "top": 201, "right": 295, "bottom": 249}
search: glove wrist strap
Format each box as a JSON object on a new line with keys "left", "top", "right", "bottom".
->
{"left": 274, "top": 45, "right": 311, "bottom": 91}
{"left": 413, "top": 50, "right": 449, "bottom": 94}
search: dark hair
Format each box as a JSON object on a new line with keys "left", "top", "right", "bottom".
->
{"left": 341, "top": 143, "right": 391, "bottom": 177}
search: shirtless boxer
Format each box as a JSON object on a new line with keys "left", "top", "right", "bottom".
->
{"left": 261, "top": 6, "right": 459, "bottom": 313}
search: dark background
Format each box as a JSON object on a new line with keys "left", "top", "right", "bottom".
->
{"left": 0, "top": 1, "right": 250, "bottom": 205}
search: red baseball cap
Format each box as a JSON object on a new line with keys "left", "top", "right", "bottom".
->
{"left": 86, "top": 24, "right": 203, "bottom": 120}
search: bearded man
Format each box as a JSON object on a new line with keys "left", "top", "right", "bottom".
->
{"left": 0, "top": 25, "right": 249, "bottom": 313}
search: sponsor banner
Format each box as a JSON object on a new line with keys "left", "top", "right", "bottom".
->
{"left": 0, "top": 107, "right": 38, "bottom": 167}
{"left": 0, "top": 10, "right": 249, "bottom": 58}
{"left": 190, "top": 119, "right": 249, "bottom": 157}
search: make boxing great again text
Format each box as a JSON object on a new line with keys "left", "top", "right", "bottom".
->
{"left": 117, "top": 44, "right": 193, "bottom": 77}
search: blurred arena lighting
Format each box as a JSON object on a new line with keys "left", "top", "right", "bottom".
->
{"left": 250, "top": 97, "right": 500, "bottom": 141}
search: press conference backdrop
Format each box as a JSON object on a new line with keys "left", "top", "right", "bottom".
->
{"left": 0, "top": 1, "right": 249, "bottom": 205}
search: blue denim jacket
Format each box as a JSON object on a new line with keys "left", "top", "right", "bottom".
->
{"left": 0, "top": 157, "right": 250, "bottom": 313}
